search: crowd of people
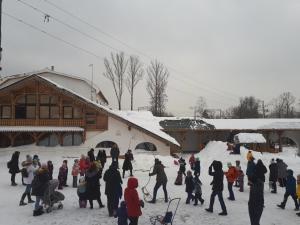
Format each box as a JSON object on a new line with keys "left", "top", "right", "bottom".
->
{"left": 6, "top": 147, "right": 300, "bottom": 225}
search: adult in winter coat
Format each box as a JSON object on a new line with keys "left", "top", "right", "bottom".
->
{"left": 19, "top": 156, "right": 35, "bottom": 206}
{"left": 269, "top": 159, "right": 278, "bottom": 193}
{"left": 205, "top": 160, "right": 227, "bottom": 216}
{"left": 103, "top": 161, "right": 123, "bottom": 216}
{"left": 247, "top": 151, "right": 254, "bottom": 161}
{"left": 110, "top": 144, "right": 120, "bottom": 166}
{"left": 8, "top": 151, "right": 20, "bottom": 186}
{"left": 224, "top": 162, "right": 238, "bottom": 201}
{"left": 194, "top": 158, "right": 201, "bottom": 177}
{"left": 97, "top": 150, "right": 107, "bottom": 169}
{"left": 88, "top": 148, "right": 96, "bottom": 162}
{"left": 253, "top": 159, "right": 267, "bottom": 184}
{"left": 246, "top": 157, "right": 256, "bottom": 184}
{"left": 85, "top": 162, "right": 105, "bottom": 209}
{"left": 277, "top": 159, "right": 288, "bottom": 187}
{"left": 124, "top": 177, "right": 144, "bottom": 225}
{"left": 123, "top": 150, "right": 134, "bottom": 178}
{"left": 31, "top": 164, "right": 50, "bottom": 216}
{"left": 277, "top": 169, "right": 299, "bottom": 210}
{"left": 79, "top": 155, "right": 88, "bottom": 176}
{"left": 58, "top": 161, "right": 68, "bottom": 189}
{"left": 248, "top": 175, "right": 264, "bottom": 225}
{"left": 149, "top": 159, "right": 168, "bottom": 203}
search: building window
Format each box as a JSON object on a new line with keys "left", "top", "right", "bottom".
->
{"left": 63, "top": 106, "right": 73, "bottom": 119}
{"left": 15, "top": 95, "right": 36, "bottom": 119}
{"left": 73, "top": 107, "right": 82, "bottom": 119}
{"left": 62, "top": 133, "right": 83, "bottom": 146}
{"left": 37, "top": 133, "right": 59, "bottom": 147}
{"left": 40, "top": 95, "right": 59, "bottom": 119}
{"left": 1, "top": 106, "right": 11, "bottom": 119}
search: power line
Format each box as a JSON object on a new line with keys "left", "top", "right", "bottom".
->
{"left": 3, "top": 11, "right": 104, "bottom": 60}
{"left": 17, "top": 0, "right": 122, "bottom": 53}
{"left": 40, "top": 0, "right": 240, "bottom": 103}
{"left": 3, "top": 11, "right": 229, "bottom": 107}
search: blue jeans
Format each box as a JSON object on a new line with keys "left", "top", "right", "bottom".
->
{"left": 35, "top": 196, "right": 42, "bottom": 210}
{"left": 25, "top": 184, "right": 32, "bottom": 194}
{"left": 153, "top": 181, "right": 168, "bottom": 202}
{"left": 209, "top": 190, "right": 227, "bottom": 212}
{"left": 228, "top": 182, "right": 235, "bottom": 200}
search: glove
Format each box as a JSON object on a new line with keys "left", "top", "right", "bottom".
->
{"left": 140, "top": 200, "right": 144, "bottom": 208}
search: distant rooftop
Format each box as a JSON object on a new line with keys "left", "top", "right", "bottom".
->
{"left": 159, "top": 119, "right": 215, "bottom": 130}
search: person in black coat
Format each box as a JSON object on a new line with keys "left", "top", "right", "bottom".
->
{"left": 194, "top": 158, "right": 201, "bottom": 177}
{"left": 110, "top": 144, "right": 120, "bottom": 167}
{"left": 31, "top": 164, "right": 50, "bottom": 216}
{"left": 47, "top": 161, "right": 54, "bottom": 180}
{"left": 269, "top": 159, "right": 278, "bottom": 193}
{"left": 205, "top": 160, "right": 227, "bottom": 216}
{"left": 178, "top": 157, "right": 187, "bottom": 176}
{"left": 185, "top": 170, "right": 195, "bottom": 204}
{"left": 248, "top": 175, "right": 264, "bottom": 225}
{"left": 8, "top": 151, "right": 20, "bottom": 186}
{"left": 97, "top": 150, "right": 107, "bottom": 169}
{"left": 88, "top": 148, "right": 96, "bottom": 162}
{"left": 85, "top": 162, "right": 105, "bottom": 209}
{"left": 103, "top": 161, "right": 123, "bottom": 216}
{"left": 122, "top": 150, "right": 134, "bottom": 178}
{"left": 253, "top": 159, "right": 267, "bottom": 184}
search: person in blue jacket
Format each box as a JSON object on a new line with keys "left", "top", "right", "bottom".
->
{"left": 277, "top": 169, "right": 299, "bottom": 210}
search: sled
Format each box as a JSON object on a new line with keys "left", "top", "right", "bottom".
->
{"left": 149, "top": 198, "right": 181, "bottom": 225}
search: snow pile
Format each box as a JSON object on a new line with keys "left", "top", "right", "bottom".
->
{"left": 234, "top": 133, "right": 266, "bottom": 144}
{"left": 0, "top": 142, "right": 299, "bottom": 225}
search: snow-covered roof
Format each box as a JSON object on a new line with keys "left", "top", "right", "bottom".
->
{"left": 37, "top": 76, "right": 180, "bottom": 146}
{"left": 111, "top": 111, "right": 180, "bottom": 146}
{"left": 0, "top": 126, "right": 84, "bottom": 132}
{"left": 202, "top": 119, "right": 300, "bottom": 130}
{"left": 234, "top": 133, "right": 266, "bottom": 144}
{"left": 0, "top": 68, "right": 108, "bottom": 104}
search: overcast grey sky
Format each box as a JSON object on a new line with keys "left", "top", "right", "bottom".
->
{"left": 1, "top": 0, "right": 300, "bottom": 116}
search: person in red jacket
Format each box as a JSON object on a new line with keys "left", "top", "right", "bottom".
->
{"left": 124, "top": 177, "right": 144, "bottom": 225}
{"left": 224, "top": 162, "right": 238, "bottom": 201}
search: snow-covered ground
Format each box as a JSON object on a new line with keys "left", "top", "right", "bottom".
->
{"left": 0, "top": 142, "right": 299, "bottom": 225}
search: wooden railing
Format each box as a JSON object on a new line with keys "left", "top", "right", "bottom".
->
{"left": 0, "top": 119, "right": 84, "bottom": 127}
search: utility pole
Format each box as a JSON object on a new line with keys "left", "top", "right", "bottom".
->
{"left": 262, "top": 101, "right": 266, "bottom": 118}
{"left": 89, "top": 64, "right": 94, "bottom": 101}
{"left": 0, "top": 0, "right": 3, "bottom": 76}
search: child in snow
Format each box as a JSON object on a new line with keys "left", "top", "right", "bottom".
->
{"left": 77, "top": 176, "right": 87, "bottom": 208}
{"left": 58, "top": 161, "right": 68, "bottom": 189}
{"left": 174, "top": 171, "right": 183, "bottom": 185}
{"left": 178, "top": 157, "right": 187, "bottom": 176}
{"left": 63, "top": 160, "right": 69, "bottom": 187}
{"left": 115, "top": 201, "right": 128, "bottom": 225}
{"left": 237, "top": 169, "right": 245, "bottom": 192}
{"left": 185, "top": 170, "right": 194, "bottom": 204}
{"left": 189, "top": 154, "right": 195, "bottom": 170}
{"left": 47, "top": 161, "right": 53, "bottom": 180}
{"left": 193, "top": 175, "right": 204, "bottom": 206}
{"left": 72, "top": 159, "right": 80, "bottom": 188}
{"left": 224, "top": 162, "right": 238, "bottom": 201}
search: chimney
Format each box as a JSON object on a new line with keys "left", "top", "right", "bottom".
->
{"left": 51, "top": 66, "right": 54, "bottom": 71}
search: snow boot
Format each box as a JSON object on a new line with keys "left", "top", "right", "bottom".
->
{"left": 27, "top": 194, "right": 35, "bottom": 203}
{"left": 297, "top": 212, "right": 300, "bottom": 217}
{"left": 19, "top": 201, "right": 27, "bottom": 206}
{"left": 277, "top": 204, "right": 285, "bottom": 209}
{"left": 200, "top": 199, "right": 205, "bottom": 205}
{"left": 19, "top": 193, "right": 27, "bottom": 206}
{"left": 219, "top": 211, "right": 228, "bottom": 216}
{"left": 33, "top": 207, "right": 44, "bottom": 217}
{"left": 205, "top": 208, "right": 213, "bottom": 213}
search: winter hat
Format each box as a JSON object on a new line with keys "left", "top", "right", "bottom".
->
{"left": 26, "top": 155, "right": 33, "bottom": 163}
{"left": 79, "top": 176, "right": 85, "bottom": 183}
{"left": 287, "top": 169, "right": 293, "bottom": 176}
{"left": 227, "top": 162, "right": 232, "bottom": 167}
{"left": 196, "top": 157, "right": 200, "bottom": 161}
{"left": 41, "top": 163, "right": 48, "bottom": 169}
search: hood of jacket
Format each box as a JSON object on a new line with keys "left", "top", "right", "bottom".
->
{"left": 127, "top": 177, "right": 138, "bottom": 189}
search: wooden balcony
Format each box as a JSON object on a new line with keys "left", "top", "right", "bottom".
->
{"left": 0, "top": 119, "right": 84, "bottom": 127}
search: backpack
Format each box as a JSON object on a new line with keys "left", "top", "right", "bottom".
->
{"left": 21, "top": 168, "right": 29, "bottom": 178}
{"left": 7, "top": 161, "right": 11, "bottom": 169}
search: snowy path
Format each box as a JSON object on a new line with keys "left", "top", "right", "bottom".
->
{"left": 0, "top": 142, "right": 299, "bottom": 225}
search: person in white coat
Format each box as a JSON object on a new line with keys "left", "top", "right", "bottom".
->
{"left": 19, "top": 155, "right": 35, "bottom": 206}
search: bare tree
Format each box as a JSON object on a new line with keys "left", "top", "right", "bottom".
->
{"left": 232, "top": 96, "right": 261, "bottom": 118}
{"left": 146, "top": 60, "right": 169, "bottom": 116}
{"left": 270, "top": 92, "right": 296, "bottom": 118}
{"left": 103, "top": 52, "right": 128, "bottom": 110}
{"left": 126, "top": 56, "right": 144, "bottom": 110}
{"left": 194, "top": 96, "right": 207, "bottom": 118}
